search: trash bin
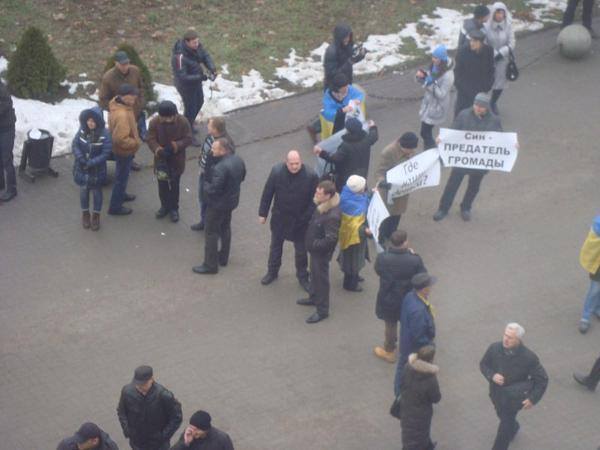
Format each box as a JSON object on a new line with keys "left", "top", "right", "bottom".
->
{"left": 19, "top": 128, "right": 59, "bottom": 182}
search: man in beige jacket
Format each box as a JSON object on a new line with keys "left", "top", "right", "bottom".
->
{"left": 108, "top": 84, "right": 142, "bottom": 216}
{"left": 375, "top": 132, "right": 419, "bottom": 247}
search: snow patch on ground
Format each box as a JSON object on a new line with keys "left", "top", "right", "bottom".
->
{"left": 0, "top": 56, "right": 8, "bottom": 75}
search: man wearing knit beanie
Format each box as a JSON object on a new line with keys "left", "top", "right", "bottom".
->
{"left": 171, "top": 410, "right": 234, "bottom": 450}
{"left": 375, "top": 132, "right": 419, "bottom": 247}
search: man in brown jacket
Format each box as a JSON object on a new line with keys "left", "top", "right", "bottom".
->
{"left": 108, "top": 84, "right": 142, "bottom": 216}
{"left": 147, "top": 101, "right": 192, "bottom": 223}
{"left": 375, "top": 132, "right": 419, "bottom": 246}
{"left": 99, "top": 51, "right": 145, "bottom": 170}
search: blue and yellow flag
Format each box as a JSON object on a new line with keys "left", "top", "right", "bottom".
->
{"left": 338, "top": 186, "right": 369, "bottom": 250}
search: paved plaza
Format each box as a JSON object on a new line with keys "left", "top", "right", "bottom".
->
{"left": 1, "top": 24, "right": 599, "bottom": 450}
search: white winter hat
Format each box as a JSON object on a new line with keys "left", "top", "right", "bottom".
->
{"left": 346, "top": 175, "right": 366, "bottom": 193}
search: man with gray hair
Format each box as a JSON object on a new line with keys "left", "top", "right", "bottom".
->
{"left": 480, "top": 323, "right": 548, "bottom": 450}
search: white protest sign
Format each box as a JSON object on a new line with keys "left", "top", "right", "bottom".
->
{"left": 315, "top": 103, "right": 367, "bottom": 177}
{"left": 367, "top": 191, "right": 390, "bottom": 253}
{"left": 438, "top": 128, "right": 518, "bottom": 172}
{"left": 386, "top": 148, "right": 441, "bottom": 202}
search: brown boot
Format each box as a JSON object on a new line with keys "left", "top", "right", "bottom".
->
{"left": 90, "top": 212, "right": 100, "bottom": 231}
{"left": 82, "top": 211, "right": 91, "bottom": 229}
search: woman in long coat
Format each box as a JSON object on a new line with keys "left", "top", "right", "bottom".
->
{"left": 485, "top": 2, "right": 516, "bottom": 115}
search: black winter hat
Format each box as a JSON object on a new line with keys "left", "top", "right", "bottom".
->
{"left": 74, "top": 423, "right": 101, "bottom": 444}
{"left": 474, "top": 5, "right": 490, "bottom": 18}
{"left": 189, "top": 410, "right": 212, "bottom": 430}
{"left": 158, "top": 101, "right": 178, "bottom": 117}
{"left": 332, "top": 73, "right": 349, "bottom": 91}
{"left": 345, "top": 117, "right": 363, "bottom": 135}
{"left": 399, "top": 132, "right": 418, "bottom": 149}
{"left": 117, "top": 84, "right": 139, "bottom": 96}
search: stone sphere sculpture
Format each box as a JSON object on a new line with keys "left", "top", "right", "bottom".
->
{"left": 557, "top": 24, "right": 592, "bottom": 59}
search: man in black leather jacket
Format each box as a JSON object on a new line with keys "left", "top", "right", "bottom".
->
{"left": 117, "top": 366, "right": 183, "bottom": 450}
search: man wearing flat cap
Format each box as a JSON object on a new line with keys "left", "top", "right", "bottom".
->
{"left": 375, "top": 131, "right": 419, "bottom": 247}
{"left": 433, "top": 92, "right": 503, "bottom": 222}
{"left": 147, "top": 100, "right": 192, "bottom": 223}
{"left": 393, "top": 272, "right": 436, "bottom": 395}
{"left": 171, "top": 29, "right": 217, "bottom": 134}
{"left": 57, "top": 422, "right": 119, "bottom": 450}
{"left": 117, "top": 365, "right": 182, "bottom": 450}
{"left": 99, "top": 50, "right": 146, "bottom": 169}
{"left": 453, "top": 27, "right": 494, "bottom": 117}
{"left": 107, "top": 83, "right": 142, "bottom": 216}
{"left": 170, "top": 410, "right": 234, "bottom": 450}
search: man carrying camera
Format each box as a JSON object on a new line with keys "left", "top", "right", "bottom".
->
{"left": 171, "top": 29, "right": 217, "bottom": 134}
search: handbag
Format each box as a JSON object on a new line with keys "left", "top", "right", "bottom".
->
{"left": 505, "top": 48, "right": 519, "bottom": 82}
{"left": 389, "top": 394, "right": 402, "bottom": 420}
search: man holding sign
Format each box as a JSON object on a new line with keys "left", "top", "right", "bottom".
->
{"left": 433, "top": 93, "right": 503, "bottom": 222}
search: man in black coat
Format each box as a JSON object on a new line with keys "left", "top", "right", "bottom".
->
{"left": 453, "top": 29, "right": 494, "bottom": 117}
{"left": 323, "top": 23, "right": 366, "bottom": 90}
{"left": 193, "top": 138, "right": 246, "bottom": 274}
{"left": 400, "top": 345, "right": 441, "bottom": 450}
{"left": 480, "top": 323, "right": 549, "bottom": 450}
{"left": 258, "top": 150, "right": 318, "bottom": 290}
{"left": 297, "top": 180, "right": 341, "bottom": 324}
{"left": 314, "top": 117, "right": 378, "bottom": 192}
{"left": 170, "top": 410, "right": 234, "bottom": 450}
{"left": 0, "top": 80, "right": 17, "bottom": 202}
{"left": 373, "top": 230, "right": 427, "bottom": 364}
{"left": 117, "top": 366, "right": 183, "bottom": 450}
{"left": 57, "top": 422, "right": 119, "bottom": 450}
{"left": 171, "top": 29, "right": 216, "bottom": 131}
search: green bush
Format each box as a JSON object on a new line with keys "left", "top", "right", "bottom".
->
{"left": 103, "top": 43, "right": 156, "bottom": 105}
{"left": 7, "top": 26, "right": 66, "bottom": 101}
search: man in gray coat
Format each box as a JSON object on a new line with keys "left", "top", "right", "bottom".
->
{"left": 433, "top": 93, "right": 502, "bottom": 222}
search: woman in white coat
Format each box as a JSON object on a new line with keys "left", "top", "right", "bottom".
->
{"left": 416, "top": 45, "right": 454, "bottom": 150}
{"left": 485, "top": 2, "right": 516, "bottom": 115}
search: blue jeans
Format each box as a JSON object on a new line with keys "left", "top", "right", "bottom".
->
{"left": 80, "top": 186, "right": 102, "bottom": 212}
{"left": 581, "top": 279, "right": 600, "bottom": 322}
{"left": 109, "top": 154, "right": 133, "bottom": 211}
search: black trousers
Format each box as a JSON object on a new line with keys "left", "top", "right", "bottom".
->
{"left": 438, "top": 168, "right": 486, "bottom": 213}
{"left": 492, "top": 403, "right": 520, "bottom": 450}
{"left": 378, "top": 215, "right": 401, "bottom": 246}
{"left": 308, "top": 252, "right": 331, "bottom": 316}
{"left": 177, "top": 83, "right": 204, "bottom": 128}
{"left": 130, "top": 441, "right": 169, "bottom": 450}
{"left": 589, "top": 355, "right": 600, "bottom": 388}
{"left": 158, "top": 174, "right": 181, "bottom": 211}
{"left": 204, "top": 207, "right": 232, "bottom": 271}
{"left": 454, "top": 90, "right": 476, "bottom": 118}
{"left": 0, "top": 127, "right": 16, "bottom": 193}
{"left": 267, "top": 232, "right": 309, "bottom": 281}
{"left": 562, "top": 0, "right": 594, "bottom": 29}
{"left": 420, "top": 122, "right": 436, "bottom": 150}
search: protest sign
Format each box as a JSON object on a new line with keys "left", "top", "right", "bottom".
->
{"left": 438, "top": 128, "right": 518, "bottom": 172}
{"left": 367, "top": 191, "right": 390, "bottom": 253}
{"left": 386, "top": 148, "right": 441, "bottom": 202}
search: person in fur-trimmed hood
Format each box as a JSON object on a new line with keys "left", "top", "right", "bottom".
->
{"left": 400, "top": 345, "right": 441, "bottom": 450}
{"left": 297, "top": 180, "right": 341, "bottom": 324}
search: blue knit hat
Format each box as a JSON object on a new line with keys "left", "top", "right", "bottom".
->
{"left": 593, "top": 215, "right": 600, "bottom": 235}
{"left": 432, "top": 45, "right": 448, "bottom": 61}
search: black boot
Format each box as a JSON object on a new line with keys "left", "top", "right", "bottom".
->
{"left": 490, "top": 89, "right": 502, "bottom": 115}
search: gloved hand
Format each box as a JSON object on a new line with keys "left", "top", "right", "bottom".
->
{"left": 424, "top": 75, "right": 434, "bottom": 86}
{"left": 494, "top": 53, "right": 503, "bottom": 62}
{"left": 378, "top": 181, "right": 392, "bottom": 190}
{"left": 208, "top": 71, "right": 217, "bottom": 82}
{"left": 162, "top": 144, "right": 174, "bottom": 158}
{"left": 85, "top": 159, "right": 95, "bottom": 168}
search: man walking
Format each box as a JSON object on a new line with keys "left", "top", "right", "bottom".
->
{"left": 393, "top": 272, "right": 436, "bottom": 396}
{"left": 170, "top": 410, "right": 234, "bottom": 450}
{"left": 258, "top": 150, "right": 318, "bottom": 290}
{"left": 57, "top": 422, "right": 119, "bottom": 450}
{"left": 99, "top": 50, "right": 145, "bottom": 169}
{"left": 107, "top": 84, "right": 142, "bottom": 216}
{"left": 147, "top": 100, "right": 192, "bottom": 223}
{"left": 297, "top": 180, "right": 341, "bottom": 323}
{"left": 480, "top": 323, "right": 549, "bottom": 450}
{"left": 453, "top": 29, "right": 495, "bottom": 117}
{"left": 433, "top": 93, "right": 502, "bottom": 222}
{"left": 171, "top": 29, "right": 216, "bottom": 134}
{"left": 193, "top": 138, "right": 245, "bottom": 274}
{"left": 373, "top": 230, "right": 427, "bottom": 363}
{"left": 117, "top": 365, "right": 183, "bottom": 450}
{"left": 0, "top": 79, "right": 17, "bottom": 202}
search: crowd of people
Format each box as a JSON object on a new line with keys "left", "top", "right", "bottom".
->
{"left": 0, "top": 2, "right": 597, "bottom": 450}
